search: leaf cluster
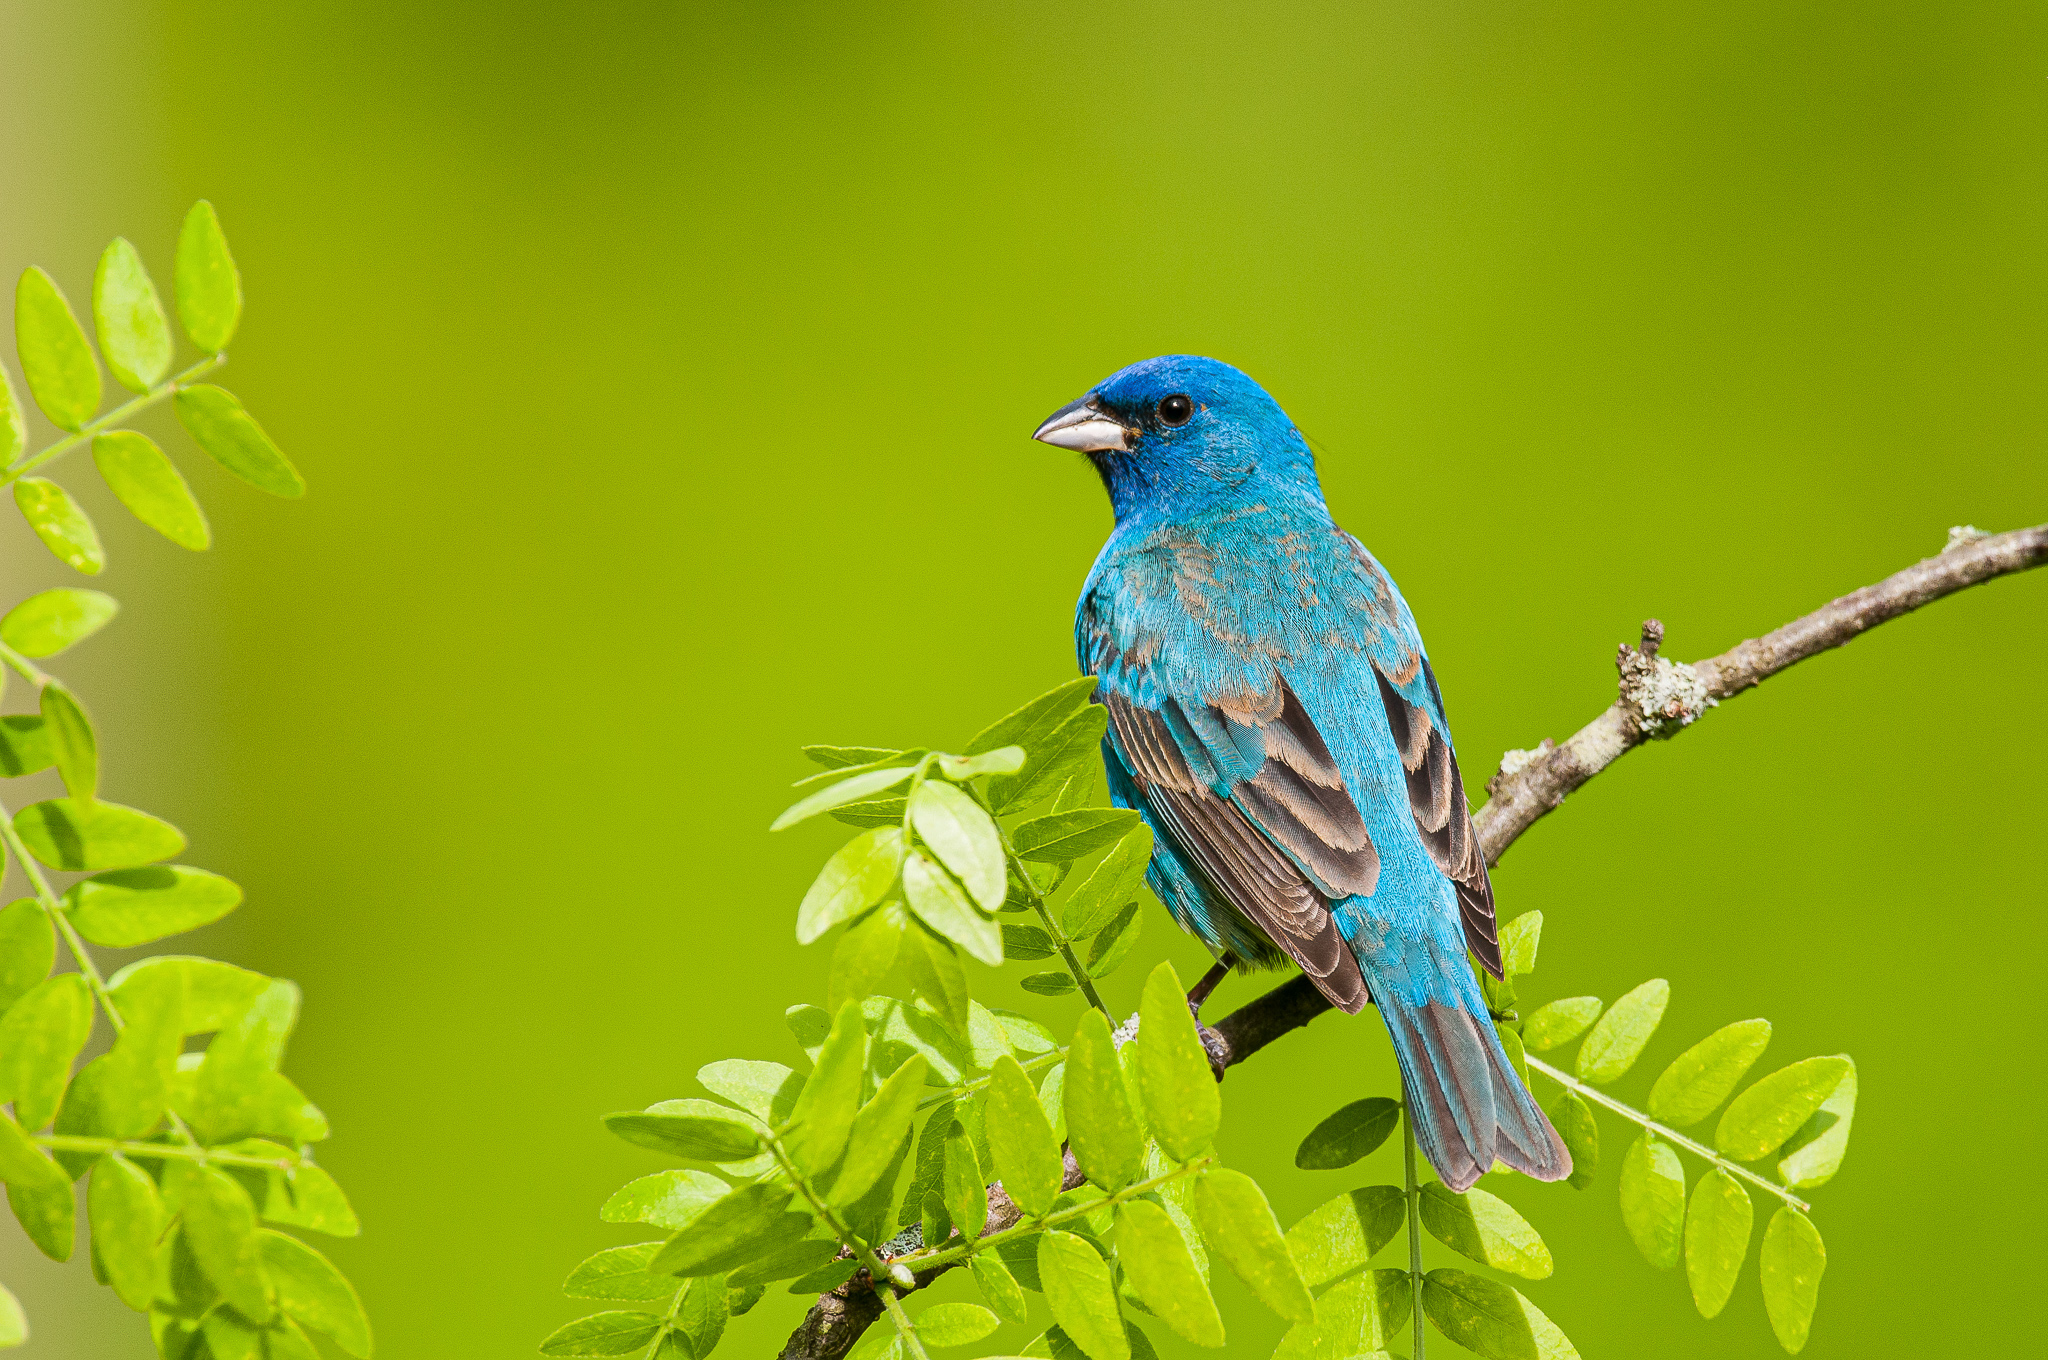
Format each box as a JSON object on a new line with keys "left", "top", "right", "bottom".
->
{"left": 3, "top": 203, "right": 300, "bottom": 577}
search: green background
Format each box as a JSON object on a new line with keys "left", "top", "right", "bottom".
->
{"left": 3, "top": 1, "right": 2044, "bottom": 1355}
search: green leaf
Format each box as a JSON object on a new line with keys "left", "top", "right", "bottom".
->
{"left": 1294, "top": 1097, "right": 1400, "bottom": 1170}
{"left": 967, "top": 676, "right": 1098, "bottom": 758}
{"left": 1021, "top": 971, "right": 1077, "bottom": 996}
{"left": 1084, "top": 903, "right": 1141, "bottom": 979}
{"left": 600, "top": 1170, "right": 729, "bottom": 1230}
{"left": 911, "top": 781, "right": 1006, "bottom": 910}
{"left": 1419, "top": 1183, "right": 1551, "bottom": 1279}
{"left": 1134, "top": 962, "right": 1220, "bottom": 1162}
{"left": 0, "top": 1281, "right": 21, "bottom": 1347}
{"left": 236, "top": 1149, "right": 358, "bottom": 1237}
{"left": 786, "top": 999, "right": 869, "bottom": 1175}
{"left": 1002, "top": 923, "right": 1056, "bottom": 960}
{"left": 1421, "top": 1270, "right": 1581, "bottom": 1360}
{"left": 1063, "top": 1009, "right": 1143, "bottom": 1190}
{"left": 828, "top": 900, "right": 908, "bottom": 1014}
{"left": 972, "top": 1252, "right": 1030, "bottom": 1324}
{"left": 92, "top": 431, "right": 209, "bottom": 549}
{"left": 92, "top": 238, "right": 173, "bottom": 392}
{"left": 865, "top": 993, "right": 973, "bottom": 1086}
{"left": 797, "top": 827, "right": 905, "bottom": 944}
{"left": 12, "top": 798, "right": 184, "bottom": 871}
{"left": 107, "top": 954, "right": 267, "bottom": 1033}
{"left": 804, "top": 744, "right": 900, "bottom": 769}
{"left": 39, "top": 683, "right": 95, "bottom": 800}
{"left": 1682, "top": 1168, "right": 1752, "bottom": 1319}
{"left": 677, "top": 1275, "right": 731, "bottom": 1355}
{"left": 1715, "top": 1056, "right": 1854, "bottom": 1162}
{"left": 181, "top": 980, "right": 326, "bottom": 1145}
{"left": 98, "top": 1204, "right": 184, "bottom": 1298}
{"left": 1575, "top": 979, "right": 1669, "bottom": 1083}
{"left": 14, "top": 479, "right": 104, "bottom": 575}
{"left": 1194, "top": 1169, "right": 1314, "bottom": 1324}
{"left": 1498, "top": 911, "right": 1542, "bottom": 977}
{"left": 833, "top": 1052, "right": 927, "bottom": 1205}
{"left": 175, "top": 201, "right": 241, "bottom": 352}
{"left": 1543, "top": 1089, "right": 1599, "bottom": 1191}
{"left": 53, "top": 966, "right": 181, "bottom": 1159}
{"left": 0, "top": 588, "right": 117, "bottom": 657}
{"left": 1013, "top": 809, "right": 1140, "bottom": 864}
{"left": 788, "top": 1258, "right": 862, "bottom": 1295}
{"left": 1116, "top": 1197, "right": 1223, "bottom": 1346}
{"left": 0, "top": 717, "right": 53, "bottom": 778}
{"left": 14, "top": 267, "right": 100, "bottom": 430}
{"left": 1522, "top": 997, "right": 1603, "bottom": 1053}
{"left": 724, "top": 1235, "right": 844, "bottom": 1288}
{"left": 260, "top": 1231, "right": 370, "bottom": 1356}
{"left": 903, "top": 852, "right": 1002, "bottom": 966}
{"left": 1777, "top": 1059, "right": 1857, "bottom": 1190}
{"left": 174, "top": 385, "right": 304, "bottom": 498}
{"left": 1285, "top": 1185, "right": 1406, "bottom": 1292}
{"left": 1618, "top": 1134, "right": 1685, "bottom": 1269}
{"left": 698, "top": 1059, "right": 803, "bottom": 1124}
{"left": 1647, "top": 1019, "right": 1772, "bottom": 1126}
{"left": 1039, "top": 1229, "right": 1129, "bottom": 1360}
{"left": 648, "top": 1181, "right": 803, "bottom": 1277}
{"left": 918, "top": 1302, "right": 1001, "bottom": 1347}
{"left": 990, "top": 703, "right": 1110, "bottom": 813}
{"left": 604, "top": 1110, "right": 762, "bottom": 1161}
{"left": 539, "top": 1312, "right": 665, "bottom": 1357}
{"left": 986, "top": 1053, "right": 1064, "bottom": 1215}
{"left": 166, "top": 1162, "right": 274, "bottom": 1323}
{"left": 1270, "top": 1267, "right": 1394, "bottom": 1360}
{"left": 1061, "top": 826, "right": 1153, "bottom": 940}
{"left": 935, "top": 745, "right": 1027, "bottom": 781}
{"left": 831, "top": 796, "right": 909, "bottom": 828}
{"left": 0, "top": 1111, "right": 73, "bottom": 1259}
{"left": 65, "top": 865, "right": 241, "bottom": 948}
{"left": 941, "top": 1129, "right": 989, "bottom": 1240}
{"left": 0, "top": 972, "right": 93, "bottom": 1130}
{"left": 897, "top": 923, "right": 973, "bottom": 1034}
{"left": 0, "top": 364, "right": 21, "bottom": 465}
{"left": 1759, "top": 1207, "right": 1825, "bottom": 1354}
{"left": 773, "top": 765, "right": 916, "bottom": 831}
{"left": 566, "top": 1243, "right": 677, "bottom": 1302}
{"left": 0, "top": 898, "right": 56, "bottom": 1012}
{"left": 200, "top": 1310, "right": 263, "bottom": 1360}
{"left": 1497, "top": 1021, "right": 1530, "bottom": 1087}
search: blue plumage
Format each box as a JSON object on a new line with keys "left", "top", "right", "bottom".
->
{"left": 1035, "top": 355, "right": 1568, "bottom": 1189}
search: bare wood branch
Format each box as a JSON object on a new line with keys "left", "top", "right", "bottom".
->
{"left": 780, "top": 522, "right": 2046, "bottom": 1359}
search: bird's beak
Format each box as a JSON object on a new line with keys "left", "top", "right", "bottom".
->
{"left": 1032, "top": 395, "right": 1131, "bottom": 453}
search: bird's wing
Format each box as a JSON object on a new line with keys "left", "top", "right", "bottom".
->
{"left": 1332, "top": 530, "right": 1501, "bottom": 978}
{"left": 1092, "top": 655, "right": 1374, "bottom": 1014}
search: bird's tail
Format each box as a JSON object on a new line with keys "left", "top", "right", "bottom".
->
{"left": 1362, "top": 949, "right": 1570, "bottom": 1192}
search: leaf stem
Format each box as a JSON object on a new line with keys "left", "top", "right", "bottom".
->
{"left": 892, "top": 1155, "right": 1213, "bottom": 1274}
{"left": 765, "top": 1134, "right": 911, "bottom": 1292}
{"left": 1402, "top": 1107, "right": 1426, "bottom": 1360}
{"left": 31, "top": 1134, "right": 297, "bottom": 1171}
{"left": 1, "top": 352, "right": 225, "bottom": 486}
{"left": 1525, "top": 1055, "right": 1813, "bottom": 1213}
{"left": 0, "top": 642, "right": 54, "bottom": 689}
{"left": 880, "top": 1288, "right": 932, "bottom": 1360}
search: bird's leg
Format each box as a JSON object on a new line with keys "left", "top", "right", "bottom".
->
{"left": 1186, "top": 954, "right": 1235, "bottom": 1020}
{"left": 1188, "top": 955, "right": 1235, "bottom": 1080}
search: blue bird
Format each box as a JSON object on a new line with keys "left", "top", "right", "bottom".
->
{"left": 1034, "top": 356, "right": 1568, "bottom": 1190}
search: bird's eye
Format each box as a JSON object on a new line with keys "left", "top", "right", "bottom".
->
{"left": 1157, "top": 394, "right": 1194, "bottom": 427}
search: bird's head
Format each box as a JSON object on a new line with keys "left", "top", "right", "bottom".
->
{"left": 1032, "top": 355, "right": 1326, "bottom": 524}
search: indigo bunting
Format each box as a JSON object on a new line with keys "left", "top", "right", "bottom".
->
{"left": 1035, "top": 355, "right": 1567, "bottom": 1189}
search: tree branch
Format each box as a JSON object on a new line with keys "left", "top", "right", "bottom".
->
{"left": 780, "top": 522, "right": 2047, "bottom": 1359}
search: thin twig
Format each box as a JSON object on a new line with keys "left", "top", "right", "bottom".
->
{"left": 780, "top": 522, "right": 2046, "bottom": 1359}
{"left": 0, "top": 352, "right": 225, "bottom": 485}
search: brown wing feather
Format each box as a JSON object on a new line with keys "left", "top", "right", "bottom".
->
{"left": 1104, "top": 692, "right": 1371, "bottom": 1014}
{"left": 1375, "top": 663, "right": 1501, "bottom": 978}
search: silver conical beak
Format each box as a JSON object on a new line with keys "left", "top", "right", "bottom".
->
{"left": 1032, "top": 395, "right": 1131, "bottom": 453}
